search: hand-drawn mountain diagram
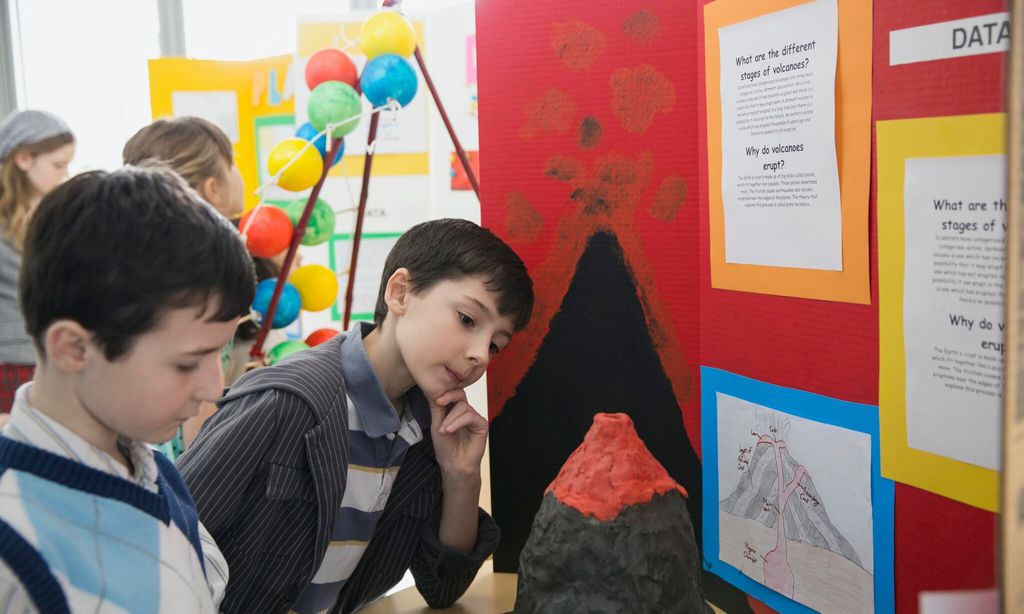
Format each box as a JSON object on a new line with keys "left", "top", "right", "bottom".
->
{"left": 717, "top": 393, "right": 874, "bottom": 613}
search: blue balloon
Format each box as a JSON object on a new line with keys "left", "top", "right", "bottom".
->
{"left": 252, "top": 279, "right": 301, "bottom": 328}
{"left": 295, "top": 122, "right": 345, "bottom": 167}
{"left": 360, "top": 54, "right": 418, "bottom": 108}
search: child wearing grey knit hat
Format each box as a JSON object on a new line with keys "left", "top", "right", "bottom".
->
{"left": 0, "top": 109, "right": 75, "bottom": 247}
{"left": 0, "top": 110, "right": 72, "bottom": 163}
{"left": 0, "top": 109, "right": 75, "bottom": 415}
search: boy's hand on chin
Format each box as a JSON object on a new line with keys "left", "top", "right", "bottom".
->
{"left": 429, "top": 388, "right": 487, "bottom": 482}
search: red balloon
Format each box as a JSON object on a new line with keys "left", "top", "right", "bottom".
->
{"left": 305, "top": 328, "right": 340, "bottom": 347}
{"left": 305, "top": 49, "right": 358, "bottom": 90}
{"left": 240, "top": 207, "right": 293, "bottom": 258}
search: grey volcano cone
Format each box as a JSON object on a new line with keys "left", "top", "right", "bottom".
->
{"left": 514, "top": 491, "right": 710, "bottom": 613}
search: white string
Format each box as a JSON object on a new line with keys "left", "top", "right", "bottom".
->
{"left": 332, "top": 23, "right": 361, "bottom": 54}
{"left": 239, "top": 197, "right": 267, "bottom": 239}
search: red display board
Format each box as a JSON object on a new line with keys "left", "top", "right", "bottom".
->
{"left": 478, "top": 0, "right": 1003, "bottom": 611}
{"left": 870, "top": 2, "right": 1004, "bottom": 611}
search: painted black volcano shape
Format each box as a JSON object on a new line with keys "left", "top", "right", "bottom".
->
{"left": 489, "top": 231, "right": 753, "bottom": 612}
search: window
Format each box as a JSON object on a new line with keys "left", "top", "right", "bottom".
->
{"left": 182, "top": 0, "right": 345, "bottom": 60}
{"left": 11, "top": 0, "right": 161, "bottom": 173}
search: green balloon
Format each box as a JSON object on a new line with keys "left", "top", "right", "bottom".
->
{"left": 267, "top": 340, "right": 309, "bottom": 365}
{"left": 308, "top": 81, "right": 361, "bottom": 138}
{"left": 283, "top": 198, "right": 336, "bottom": 246}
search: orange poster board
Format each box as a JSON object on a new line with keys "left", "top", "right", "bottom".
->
{"left": 704, "top": 0, "right": 871, "bottom": 303}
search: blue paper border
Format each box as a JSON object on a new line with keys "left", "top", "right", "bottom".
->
{"left": 700, "top": 366, "right": 895, "bottom": 614}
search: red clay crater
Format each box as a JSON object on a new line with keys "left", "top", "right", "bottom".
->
{"left": 547, "top": 412, "right": 688, "bottom": 521}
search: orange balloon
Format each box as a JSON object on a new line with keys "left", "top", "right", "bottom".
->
{"left": 305, "top": 328, "right": 339, "bottom": 347}
{"left": 240, "top": 207, "right": 293, "bottom": 258}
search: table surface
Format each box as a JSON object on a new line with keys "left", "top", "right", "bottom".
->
{"left": 358, "top": 561, "right": 727, "bottom": 614}
{"left": 359, "top": 561, "right": 517, "bottom": 614}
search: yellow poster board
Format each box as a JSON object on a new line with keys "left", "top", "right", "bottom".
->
{"left": 877, "top": 113, "right": 1005, "bottom": 512}
{"left": 148, "top": 55, "right": 295, "bottom": 212}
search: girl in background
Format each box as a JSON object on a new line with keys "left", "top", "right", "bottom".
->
{"left": 124, "top": 116, "right": 281, "bottom": 454}
{"left": 123, "top": 116, "right": 244, "bottom": 219}
{"left": 124, "top": 117, "right": 246, "bottom": 455}
{"left": 0, "top": 110, "right": 75, "bottom": 412}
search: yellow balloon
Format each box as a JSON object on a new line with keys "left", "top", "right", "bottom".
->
{"left": 290, "top": 264, "right": 339, "bottom": 312}
{"left": 268, "top": 138, "right": 323, "bottom": 192}
{"left": 359, "top": 12, "right": 416, "bottom": 59}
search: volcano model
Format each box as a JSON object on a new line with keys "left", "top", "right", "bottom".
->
{"left": 514, "top": 413, "right": 709, "bottom": 613}
{"left": 491, "top": 231, "right": 751, "bottom": 612}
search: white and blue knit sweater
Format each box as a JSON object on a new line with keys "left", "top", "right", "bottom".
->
{"left": 0, "top": 437, "right": 216, "bottom": 613}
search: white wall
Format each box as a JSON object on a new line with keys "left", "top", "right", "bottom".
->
{"left": 422, "top": 2, "right": 480, "bottom": 222}
{"left": 13, "top": 0, "right": 161, "bottom": 173}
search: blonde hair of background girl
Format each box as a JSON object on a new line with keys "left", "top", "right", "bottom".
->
{"left": 0, "top": 132, "right": 75, "bottom": 251}
{"left": 123, "top": 116, "right": 261, "bottom": 451}
{"left": 123, "top": 116, "right": 244, "bottom": 219}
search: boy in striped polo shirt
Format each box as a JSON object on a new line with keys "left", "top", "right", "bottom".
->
{"left": 0, "top": 167, "right": 256, "bottom": 612}
{"left": 178, "top": 219, "right": 534, "bottom": 613}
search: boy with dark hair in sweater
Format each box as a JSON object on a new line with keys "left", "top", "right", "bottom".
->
{"left": 0, "top": 167, "right": 255, "bottom": 612}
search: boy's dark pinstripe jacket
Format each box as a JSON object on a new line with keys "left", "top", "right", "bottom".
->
{"left": 176, "top": 327, "right": 499, "bottom": 614}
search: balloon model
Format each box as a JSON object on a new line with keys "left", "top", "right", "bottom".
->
{"left": 304, "top": 48, "right": 358, "bottom": 90}
{"left": 290, "top": 264, "right": 339, "bottom": 312}
{"left": 267, "top": 340, "right": 310, "bottom": 366}
{"left": 295, "top": 122, "right": 345, "bottom": 167}
{"left": 240, "top": 207, "right": 293, "bottom": 258}
{"left": 279, "top": 197, "right": 335, "bottom": 246}
{"left": 267, "top": 137, "right": 323, "bottom": 191}
{"left": 248, "top": 7, "right": 471, "bottom": 364}
{"left": 361, "top": 53, "right": 418, "bottom": 108}
{"left": 252, "top": 279, "right": 301, "bottom": 328}
{"left": 308, "top": 81, "right": 363, "bottom": 138}
{"left": 359, "top": 11, "right": 417, "bottom": 59}
{"left": 305, "top": 328, "right": 340, "bottom": 347}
